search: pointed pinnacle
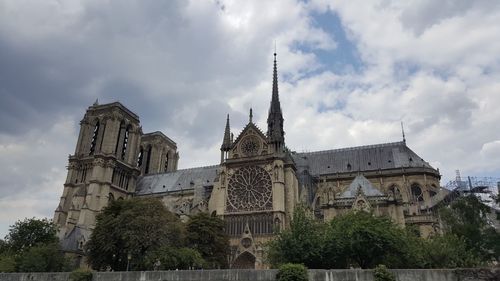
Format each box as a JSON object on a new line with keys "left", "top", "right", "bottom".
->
{"left": 221, "top": 114, "right": 231, "bottom": 150}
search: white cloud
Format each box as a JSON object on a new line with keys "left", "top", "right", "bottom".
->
{"left": 1, "top": 0, "right": 500, "bottom": 238}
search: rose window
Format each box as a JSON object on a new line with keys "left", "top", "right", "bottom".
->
{"left": 227, "top": 166, "right": 272, "bottom": 212}
{"left": 240, "top": 136, "right": 261, "bottom": 156}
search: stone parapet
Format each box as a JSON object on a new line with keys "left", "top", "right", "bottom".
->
{"left": 1, "top": 268, "right": 499, "bottom": 281}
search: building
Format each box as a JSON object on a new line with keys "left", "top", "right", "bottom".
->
{"left": 54, "top": 54, "right": 444, "bottom": 269}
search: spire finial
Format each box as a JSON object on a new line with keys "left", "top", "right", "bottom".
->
{"left": 221, "top": 114, "right": 231, "bottom": 151}
{"left": 401, "top": 121, "right": 406, "bottom": 143}
{"left": 93, "top": 98, "right": 99, "bottom": 106}
{"left": 249, "top": 108, "right": 253, "bottom": 123}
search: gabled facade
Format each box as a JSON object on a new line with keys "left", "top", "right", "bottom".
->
{"left": 55, "top": 54, "right": 444, "bottom": 269}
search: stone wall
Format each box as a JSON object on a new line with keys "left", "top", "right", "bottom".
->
{"left": 1, "top": 268, "right": 498, "bottom": 281}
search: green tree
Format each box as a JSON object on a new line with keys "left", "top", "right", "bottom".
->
{"left": 0, "top": 254, "right": 16, "bottom": 272}
{"left": 0, "top": 239, "right": 8, "bottom": 254}
{"left": 17, "top": 242, "right": 69, "bottom": 272}
{"left": 421, "top": 234, "right": 480, "bottom": 268}
{"left": 186, "top": 213, "right": 229, "bottom": 268}
{"left": 267, "top": 206, "right": 327, "bottom": 268}
{"left": 4, "top": 218, "right": 58, "bottom": 254}
{"left": 440, "top": 195, "right": 500, "bottom": 262}
{"left": 85, "top": 197, "right": 186, "bottom": 271}
{"left": 145, "top": 246, "right": 206, "bottom": 270}
{"left": 373, "top": 265, "right": 395, "bottom": 281}
{"left": 327, "top": 211, "right": 413, "bottom": 269}
{"left": 276, "top": 263, "right": 308, "bottom": 281}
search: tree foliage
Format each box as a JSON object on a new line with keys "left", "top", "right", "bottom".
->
{"left": 373, "top": 265, "right": 395, "bottom": 281}
{"left": 0, "top": 217, "right": 68, "bottom": 272}
{"left": 17, "top": 242, "right": 69, "bottom": 272}
{"left": 276, "top": 263, "right": 308, "bottom": 281}
{"left": 186, "top": 213, "right": 230, "bottom": 268}
{"left": 439, "top": 195, "right": 500, "bottom": 262}
{"left": 85, "top": 197, "right": 188, "bottom": 271}
{"left": 267, "top": 206, "right": 327, "bottom": 268}
{"left": 268, "top": 205, "right": 491, "bottom": 269}
{"left": 328, "top": 211, "right": 415, "bottom": 269}
{"left": 145, "top": 246, "right": 206, "bottom": 270}
{"left": 4, "top": 218, "right": 58, "bottom": 254}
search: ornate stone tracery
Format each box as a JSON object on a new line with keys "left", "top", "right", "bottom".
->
{"left": 226, "top": 166, "right": 272, "bottom": 212}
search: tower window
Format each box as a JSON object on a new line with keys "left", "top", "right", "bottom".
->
{"left": 137, "top": 147, "right": 144, "bottom": 167}
{"left": 165, "top": 152, "right": 169, "bottom": 172}
{"left": 145, "top": 145, "right": 152, "bottom": 174}
{"left": 89, "top": 121, "right": 100, "bottom": 155}
{"left": 121, "top": 125, "right": 130, "bottom": 160}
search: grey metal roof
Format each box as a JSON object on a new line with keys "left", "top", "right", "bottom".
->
{"left": 60, "top": 226, "right": 90, "bottom": 253}
{"left": 291, "top": 141, "right": 434, "bottom": 176}
{"left": 135, "top": 165, "right": 218, "bottom": 195}
{"left": 339, "top": 174, "right": 384, "bottom": 198}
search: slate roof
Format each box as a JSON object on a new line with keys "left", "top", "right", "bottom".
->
{"left": 135, "top": 165, "right": 218, "bottom": 195}
{"left": 338, "top": 174, "right": 384, "bottom": 198}
{"left": 291, "top": 141, "right": 434, "bottom": 176}
{"left": 60, "top": 226, "right": 90, "bottom": 253}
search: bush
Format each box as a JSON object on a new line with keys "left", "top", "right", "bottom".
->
{"left": 0, "top": 254, "right": 16, "bottom": 272}
{"left": 69, "top": 269, "right": 93, "bottom": 281}
{"left": 373, "top": 265, "right": 395, "bottom": 281}
{"left": 17, "top": 243, "right": 69, "bottom": 272}
{"left": 276, "top": 263, "right": 308, "bottom": 281}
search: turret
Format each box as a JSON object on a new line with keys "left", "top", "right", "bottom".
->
{"left": 220, "top": 114, "right": 232, "bottom": 163}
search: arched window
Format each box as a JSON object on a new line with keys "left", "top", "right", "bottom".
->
{"left": 89, "top": 121, "right": 100, "bottom": 155}
{"left": 115, "top": 121, "right": 124, "bottom": 157}
{"left": 411, "top": 183, "right": 424, "bottom": 202}
{"left": 164, "top": 151, "right": 169, "bottom": 172}
{"left": 121, "top": 125, "right": 131, "bottom": 160}
{"left": 137, "top": 147, "right": 144, "bottom": 167}
{"left": 145, "top": 145, "right": 152, "bottom": 174}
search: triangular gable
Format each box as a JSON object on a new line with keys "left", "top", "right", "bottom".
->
{"left": 232, "top": 122, "right": 267, "bottom": 147}
{"left": 339, "top": 174, "right": 384, "bottom": 198}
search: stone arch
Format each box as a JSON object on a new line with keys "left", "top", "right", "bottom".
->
{"left": 232, "top": 251, "right": 256, "bottom": 269}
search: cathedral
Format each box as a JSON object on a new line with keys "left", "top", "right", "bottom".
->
{"left": 54, "top": 54, "right": 444, "bottom": 269}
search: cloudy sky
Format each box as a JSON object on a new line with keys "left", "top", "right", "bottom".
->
{"left": 1, "top": 0, "right": 500, "bottom": 238}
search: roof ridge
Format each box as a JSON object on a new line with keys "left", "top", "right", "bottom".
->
{"left": 140, "top": 164, "right": 220, "bottom": 177}
{"left": 295, "top": 141, "right": 405, "bottom": 156}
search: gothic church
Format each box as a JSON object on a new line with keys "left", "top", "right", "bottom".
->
{"left": 54, "top": 54, "right": 444, "bottom": 269}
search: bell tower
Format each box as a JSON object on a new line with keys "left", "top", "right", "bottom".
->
{"left": 54, "top": 101, "right": 143, "bottom": 252}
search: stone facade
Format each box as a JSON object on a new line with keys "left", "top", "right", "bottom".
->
{"left": 54, "top": 55, "right": 445, "bottom": 269}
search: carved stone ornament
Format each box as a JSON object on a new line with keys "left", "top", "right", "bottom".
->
{"left": 93, "top": 158, "right": 106, "bottom": 167}
{"left": 226, "top": 166, "right": 272, "bottom": 212}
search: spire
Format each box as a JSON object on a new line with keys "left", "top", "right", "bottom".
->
{"left": 401, "top": 121, "right": 406, "bottom": 143}
{"left": 249, "top": 108, "right": 253, "bottom": 123}
{"left": 93, "top": 98, "right": 99, "bottom": 106}
{"left": 270, "top": 52, "right": 281, "bottom": 115}
{"left": 221, "top": 114, "right": 231, "bottom": 151}
{"left": 267, "top": 52, "right": 285, "bottom": 152}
